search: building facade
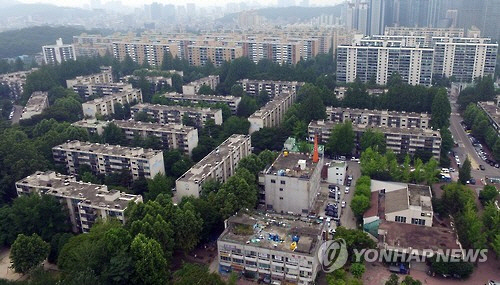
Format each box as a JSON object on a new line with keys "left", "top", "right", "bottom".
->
{"left": 175, "top": 134, "right": 251, "bottom": 198}
{"left": 182, "top": 75, "right": 220, "bottom": 95}
{"left": 248, "top": 92, "right": 297, "bottom": 134}
{"left": 130, "top": 103, "right": 223, "bottom": 126}
{"left": 81, "top": 88, "right": 143, "bottom": 117}
{"left": 238, "top": 79, "right": 305, "bottom": 98}
{"left": 52, "top": 140, "right": 165, "bottom": 180}
{"left": 160, "top": 92, "right": 241, "bottom": 114}
{"left": 73, "top": 119, "right": 199, "bottom": 155}
{"left": 42, "top": 38, "right": 77, "bottom": 64}
{"left": 16, "top": 171, "right": 142, "bottom": 233}
{"left": 66, "top": 66, "right": 113, "bottom": 89}
{"left": 0, "top": 69, "right": 37, "bottom": 99}
{"left": 20, "top": 91, "right": 49, "bottom": 120}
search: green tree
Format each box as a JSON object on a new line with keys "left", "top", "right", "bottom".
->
{"left": 171, "top": 74, "right": 183, "bottom": 93}
{"left": 350, "top": 195, "right": 370, "bottom": 218}
{"left": 160, "top": 52, "right": 173, "bottom": 71}
{"left": 360, "top": 129, "right": 386, "bottom": 153}
{"left": 130, "top": 234, "right": 169, "bottom": 285}
{"left": 173, "top": 203, "right": 203, "bottom": 253}
{"left": 327, "top": 121, "right": 355, "bottom": 156}
{"left": 173, "top": 263, "right": 226, "bottom": 285}
{"left": 134, "top": 111, "right": 153, "bottom": 122}
{"left": 223, "top": 116, "right": 250, "bottom": 136}
{"left": 401, "top": 276, "right": 422, "bottom": 285}
{"left": 146, "top": 173, "right": 173, "bottom": 201}
{"left": 456, "top": 200, "right": 486, "bottom": 249}
{"left": 458, "top": 158, "right": 471, "bottom": 184}
{"left": 385, "top": 274, "right": 399, "bottom": 285}
{"left": 102, "top": 122, "right": 127, "bottom": 145}
{"left": 198, "top": 85, "right": 214, "bottom": 95}
{"left": 430, "top": 89, "right": 451, "bottom": 129}
{"left": 236, "top": 96, "right": 258, "bottom": 117}
{"left": 10, "top": 233, "right": 49, "bottom": 274}
{"left": 349, "top": 263, "right": 365, "bottom": 278}
{"left": 479, "top": 185, "right": 499, "bottom": 205}
{"left": 293, "top": 120, "right": 308, "bottom": 140}
{"left": 230, "top": 84, "right": 244, "bottom": 97}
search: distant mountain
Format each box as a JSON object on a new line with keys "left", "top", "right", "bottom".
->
{"left": 217, "top": 5, "right": 343, "bottom": 24}
{"left": 0, "top": 3, "right": 93, "bottom": 18}
{"left": 0, "top": 0, "right": 20, "bottom": 8}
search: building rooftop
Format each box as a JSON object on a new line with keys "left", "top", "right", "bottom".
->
{"left": 264, "top": 152, "right": 318, "bottom": 179}
{"left": 53, "top": 140, "right": 162, "bottom": 159}
{"left": 379, "top": 221, "right": 461, "bottom": 253}
{"left": 219, "top": 211, "right": 323, "bottom": 255}
{"left": 83, "top": 89, "right": 140, "bottom": 105}
{"left": 408, "top": 184, "right": 433, "bottom": 211}
{"left": 238, "top": 79, "right": 305, "bottom": 85}
{"left": 131, "top": 103, "right": 220, "bottom": 114}
{"left": 17, "top": 171, "right": 140, "bottom": 210}
{"left": 185, "top": 75, "right": 219, "bottom": 86}
{"left": 370, "top": 180, "right": 433, "bottom": 214}
{"left": 177, "top": 134, "right": 250, "bottom": 184}
{"left": 308, "top": 120, "right": 440, "bottom": 137}
{"left": 249, "top": 92, "right": 294, "bottom": 119}
{"left": 478, "top": 101, "right": 500, "bottom": 127}
{"left": 161, "top": 92, "right": 240, "bottom": 103}
{"left": 326, "top": 106, "right": 430, "bottom": 119}
{"left": 23, "top": 91, "right": 48, "bottom": 113}
{"left": 73, "top": 119, "right": 196, "bottom": 134}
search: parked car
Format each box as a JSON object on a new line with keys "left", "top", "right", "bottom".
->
{"left": 341, "top": 201, "right": 346, "bottom": 208}
{"left": 345, "top": 187, "right": 350, "bottom": 194}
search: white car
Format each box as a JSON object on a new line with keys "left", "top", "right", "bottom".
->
{"left": 345, "top": 187, "right": 350, "bottom": 194}
{"left": 341, "top": 201, "right": 346, "bottom": 208}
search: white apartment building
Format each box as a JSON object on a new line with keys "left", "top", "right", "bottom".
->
{"left": 384, "top": 27, "right": 465, "bottom": 46}
{"left": 72, "top": 119, "right": 199, "bottom": 156}
{"left": 326, "top": 107, "right": 431, "bottom": 129}
{"left": 42, "top": 38, "right": 77, "bottom": 64}
{"left": 160, "top": 92, "right": 241, "bottom": 114}
{"left": 308, "top": 120, "right": 442, "bottom": 159}
{"left": 336, "top": 38, "right": 434, "bottom": 86}
{"left": 20, "top": 91, "right": 49, "bottom": 120}
{"left": 260, "top": 152, "right": 323, "bottom": 214}
{"left": 52, "top": 140, "right": 165, "bottom": 180}
{"left": 238, "top": 79, "right": 305, "bottom": 98}
{"left": 66, "top": 66, "right": 113, "bottom": 89}
{"left": 175, "top": 134, "right": 251, "bottom": 198}
{"left": 182, "top": 75, "right": 220, "bottom": 95}
{"left": 0, "top": 68, "right": 38, "bottom": 99}
{"left": 248, "top": 92, "right": 297, "bottom": 134}
{"left": 16, "top": 171, "right": 143, "bottom": 233}
{"left": 217, "top": 211, "right": 325, "bottom": 285}
{"left": 82, "top": 88, "right": 143, "bottom": 117}
{"left": 130, "top": 103, "right": 223, "bottom": 126}
{"left": 432, "top": 37, "right": 498, "bottom": 82}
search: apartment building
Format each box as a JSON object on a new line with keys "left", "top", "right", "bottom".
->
{"left": 52, "top": 140, "right": 165, "bottom": 180}
{"left": 182, "top": 75, "right": 220, "bottom": 95}
{"left": 130, "top": 103, "right": 223, "bottom": 126}
{"left": 112, "top": 41, "right": 183, "bottom": 68}
{"left": 238, "top": 79, "right": 305, "bottom": 98}
{"left": 42, "top": 38, "right": 77, "bottom": 64}
{"left": 20, "top": 91, "right": 49, "bottom": 120}
{"left": 308, "top": 120, "right": 442, "bottom": 159}
{"left": 15, "top": 171, "right": 142, "bottom": 233}
{"left": 260, "top": 152, "right": 323, "bottom": 214}
{"left": 82, "top": 88, "right": 143, "bottom": 117}
{"left": 188, "top": 45, "right": 243, "bottom": 66}
{"left": 248, "top": 92, "right": 297, "bottom": 134}
{"left": 432, "top": 37, "right": 498, "bottom": 82}
{"left": 72, "top": 119, "right": 199, "bottom": 155}
{"left": 238, "top": 41, "right": 303, "bottom": 65}
{"left": 478, "top": 100, "right": 500, "bottom": 136}
{"left": 160, "top": 92, "right": 241, "bottom": 114}
{"left": 217, "top": 211, "right": 324, "bottom": 285}
{"left": 384, "top": 27, "right": 465, "bottom": 46}
{"left": 175, "top": 134, "right": 251, "bottom": 198}
{"left": 336, "top": 38, "right": 434, "bottom": 86}
{"left": 66, "top": 66, "right": 113, "bottom": 89}
{"left": 326, "top": 107, "right": 431, "bottom": 129}
{"left": 0, "top": 68, "right": 37, "bottom": 99}
{"left": 121, "top": 70, "right": 183, "bottom": 94}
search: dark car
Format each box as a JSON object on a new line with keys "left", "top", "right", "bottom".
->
{"left": 328, "top": 192, "right": 336, "bottom": 199}
{"left": 346, "top": 180, "right": 352, "bottom": 187}
{"left": 469, "top": 178, "right": 476, "bottom": 185}
{"left": 480, "top": 165, "right": 486, "bottom": 170}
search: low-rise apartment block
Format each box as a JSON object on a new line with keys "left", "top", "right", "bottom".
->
{"left": 175, "top": 134, "right": 251, "bottom": 198}
{"left": 308, "top": 120, "right": 442, "bottom": 159}
{"left": 217, "top": 211, "right": 324, "bottom": 285}
{"left": 71, "top": 82, "right": 135, "bottom": 101}
{"left": 182, "top": 75, "right": 220, "bottom": 95}
{"left": 73, "top": 119, "right": 198, "bottom": 155}
{"left": 160, "top": 92, "right": 241, "bottom": 114}
{"left": 20, "top": 91, "right": 49, "bottom": 120}
{"left": 326, "top": 107, "right": 431, "bottom": 129}
{"left": 477, "top": 100, "right": 500, "bottom": 136}
{"left": 82, "top": 88, "right": 143, "bottom": 117}
{"left": 0, "top": 68, "right": 37, "bottom": 99}
{"left": 66, "top": 66, "right": 113, "bottom": 89}
{"left": 248, "top": 92, "right": 297, "bottom": 134}
{"left": 16, "top": 171, "right": 142, "bottom": 233}
{"left": 52, "top": 140, "right": 165, "bottom": 180}
{"left": 130, "top": 103, "right": 223, "bottom": 126}
{"left": 260, "top": 152, "right": 323, "bottom": 214}
{"left": 238, "top": 79, "right": 305, "bottom": 98}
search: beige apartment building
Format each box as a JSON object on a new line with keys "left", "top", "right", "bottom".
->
{"left": 20, "top": 91, "right": 49, "bottom": 120}
{"left": 16, "top": 171, "right": 142, "bottom": 233}
{"left": 66, "top": 66, "right": 113, "bottom": 89}
{"left": 82, "top": 88, "right": 143, "bottom": 117}
{"left": 308, "top": 120, "right": 442, "bottom": 159}
{"left": 182, "top": 75, "right": 220, "bottom": 95}
{"left": 248, "top": 92, "right": 297, "bottom": 134}
{"left": 188, "top": 45, "right": 243, "bottom": 66}
{"left": 326, "top": 107, "right": 431, "bottom": 129}
{"left": 238, "top": 79, "right": 305, "bottom": 98}
{"left": 175, "top": 134, "right": 251, "bottom": 199}
{"left": 0, "top": 68, "right": 38, "bottom": 99}
{"left": 160, "top": 92, "right": 241, "bottom": 114}
{"left": 130, "top": 103, "right": 223, "bottom": 126}
{"left": 52, "top": 140, "right": 165, "bottom": 180}
{"left": 217, "top": 211, "right": 325, "bottom": 285}
{"left": 72, "top": 119, "right": 199, "bottom": 156}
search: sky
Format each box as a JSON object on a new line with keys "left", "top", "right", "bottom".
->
{"left": 17, "top": 0, "right": 345, "bottom": 8}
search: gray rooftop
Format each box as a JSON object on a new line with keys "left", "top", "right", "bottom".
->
{"left": 326, "top": 106, "right": 430, "bottom": 119}
{"left": 24, "top": 91, "right": 48, "bottom": 112}
{"left": 309, "top": 120, "right": 440, "bottom": 137}
{"left": 161, "top": 92, "right": 240, "bottom": 103}
{"left": 238, "top": 79, "right": 305, "bottom": 86}
{"left": 53, "top": 140, "right": 162, "bottom": 159}
{"left": 249, "top": 92, "right": 294, "bottom": 119}
{"left": 131, "top": 103, "right": 220, "bottom": 114}
{"left": 265, "top": 152, "right": 318, "bottom": 179}
{"left": 478, "top": 101, "right": 500, "bottom": 127}
{"left": 73, "top": 119, "right": 196, "bottom": 134}
{"left": 219, "top": 211, "right": 323, "bottom": 255}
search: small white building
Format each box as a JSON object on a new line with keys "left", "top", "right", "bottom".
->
{"left": 326, "top": 161, "right": 347, "bottom": 185}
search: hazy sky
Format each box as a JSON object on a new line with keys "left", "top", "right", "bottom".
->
{"left": 18, "top": 0, "right": 345, "bottom": 8}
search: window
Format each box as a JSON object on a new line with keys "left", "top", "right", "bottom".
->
{"left": 279, "top": 197, "right": 283, "bottom": 200}
{"left": 395, "top": 216, "right": 407, "bottom": 223}
{"left": 280, "top": 181, "right": 286, "bottom": 185}
{"left": 412, "top": 218, "right": 426, "bottom": 226}
{"left": 279, "top": 188, "right": 283, "bottom": 191}
{"left": 271, "top": 179, "right": 276, "bottom": 183}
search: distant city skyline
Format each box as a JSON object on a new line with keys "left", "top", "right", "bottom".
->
{"left": 18, "top": 0, "right": 345, "bottom": 8}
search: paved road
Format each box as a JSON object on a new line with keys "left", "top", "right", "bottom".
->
{"left": 10, "top": 105, "right": 22, "bottom": 124}
{"left": 340, "top": 161, "right": 361, "bottom": 229}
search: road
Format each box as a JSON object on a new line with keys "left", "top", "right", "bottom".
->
{"left": 10, "top": 105, "right": 22, "bottom": 124}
